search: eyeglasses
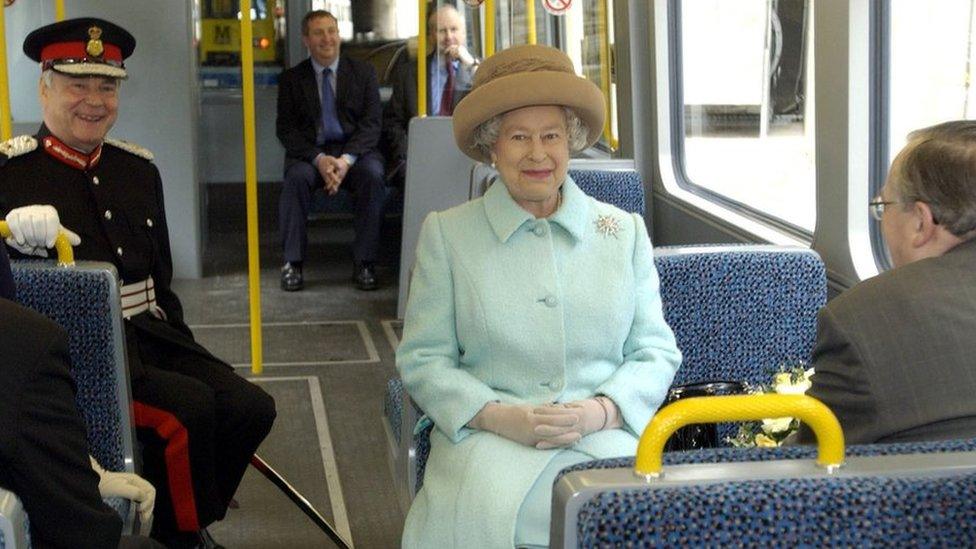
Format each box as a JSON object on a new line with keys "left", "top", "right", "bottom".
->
{"left": 869, "top": 196, "right": 898, "bottom": 221}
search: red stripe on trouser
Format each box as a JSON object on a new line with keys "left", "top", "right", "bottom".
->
{"left": 133, "top": 401, "right": 201, "bottom": 531}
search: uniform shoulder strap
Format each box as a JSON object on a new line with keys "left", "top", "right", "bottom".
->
{"left": 104, "top": 137, "right": 155, "bottom": 161}
{"left": 0, "top": 135, "right": 39, "bottom": 164}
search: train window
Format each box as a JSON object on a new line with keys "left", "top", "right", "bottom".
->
{"left": 312, "top": 1, "right": 354, "bottom": 40}
{"left": 674, "top": 0, "right": 815, "bottom": 233}
{"left": 872, "top": 0, "right": 976, "bottom": 270}
{"left": 888, "top": 1, "right": 976, "bottom": 157}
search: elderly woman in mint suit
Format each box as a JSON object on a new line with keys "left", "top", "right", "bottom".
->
{"left": 396, "top": 44, "right": 682, "bottom": 548}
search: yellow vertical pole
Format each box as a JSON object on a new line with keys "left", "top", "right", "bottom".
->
{"left": 525, "top": 0, "right": 536, "bottom": 45}
{"left": 597, "top": 0, "right": 617, "bottom": 150}
{"left": 417, "top": 0, "right": 426, "bottom": 116}
{"left": 485, "top": 0, "right": 495, "bottom": 56}
{"left": 239, "top": 0, "right": 264, "bottom": 375}
{"left": 0, "top": 2, "right": 11, "bottom": 141}
{"left": 55, "top": 0, "right": 65, "bottom": 21}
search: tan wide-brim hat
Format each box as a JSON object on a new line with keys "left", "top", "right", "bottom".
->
{"left": 453, "top": 44, "right": 606, "bottom": 162}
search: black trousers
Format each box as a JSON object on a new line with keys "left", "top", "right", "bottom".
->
{"left": 279, "top": 147, "right": 386, "bottom": 264}
{"left": 126, "top": 324, "right": 276, "bottom": 536}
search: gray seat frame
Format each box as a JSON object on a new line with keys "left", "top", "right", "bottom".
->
{"left": 551, "top": 450, "right": 976, "bottom": 547}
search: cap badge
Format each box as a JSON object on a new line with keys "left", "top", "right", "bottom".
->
{"left": 86, "top": 26, "right": 104, "bottom": 58}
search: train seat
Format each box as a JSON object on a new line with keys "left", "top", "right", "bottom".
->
{"left": 551, "top": 436, "right": 976, "bottom": 547}
{"left": 385, "top": 243, "right": 827, "bottom": 509}
{"left": 0, "top": 261, "right": 139, "bottom": 548}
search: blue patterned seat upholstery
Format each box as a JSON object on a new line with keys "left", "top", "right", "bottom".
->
{"left": 552, "top": 437, "right": 976, "bottom": 547}
{"left": 655, "top": 245, "right": 826, "bottom": 388}
{"left": 568, "top": 169, "right": 645, "bottom": 216}
{"left": 8, "top": 261, "right": 137, "bottom": 534}
{"left": 384, "top": 378, "right": 403, "bottom": 447}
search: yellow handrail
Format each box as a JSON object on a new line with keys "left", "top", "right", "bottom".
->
{"left": 525, "top": 0, "right": 536, "bottom": 45}
{"left": 635, "top": 394, "right": 845, "bottom": 477}
{"left": 0, "top": 221, "right": 76, "bottom": 267}
{"left": 485, "top": 0, "right": 496, "bottom": 57}
{"left": 0, "top": 2, "right": 12, "bottom": 141}
{"left": 55, "top": 0, "right": 64, "bottom": 21}
{"left": 597, "top": 0, "right": 617, "bottom": 151}
{"left": 239, "top": 0, "right": 264, "bottom": 375}
{"left": 417, "top": 0, "right": 427, "bottom": 117}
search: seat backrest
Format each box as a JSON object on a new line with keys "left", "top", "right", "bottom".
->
{"left": 10, "top": 262, "right": 136, "bottom": 476}
{"left": 552, "top": 438, "right": 976, "bottom": 547}
{"left": 568, "top": 168, "right": 645, "bottom": 216}
{"left": 655, "top": 245, "right": 826, "bottom": 388}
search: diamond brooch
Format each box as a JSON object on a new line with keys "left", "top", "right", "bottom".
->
{"left": 594, "top": 214, "right": 621, "bottom": 238}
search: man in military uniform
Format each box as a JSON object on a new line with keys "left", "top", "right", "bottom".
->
{"left": 0, "top": 18, "right": 277, "bottom": 548}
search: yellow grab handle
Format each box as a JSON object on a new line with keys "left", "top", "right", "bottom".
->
{"left": 0, "top": 220, "right": 76, "bottom": 267}
{"left": 636, "top": 394, "right": 844, "bottom": 477}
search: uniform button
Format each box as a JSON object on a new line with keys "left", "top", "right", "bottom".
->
{"left": 146, "top": 218, "right": 154, "bottom": 227}
{"left": 104, "top": 210, "right": 112, "bottom": 220}
{"left": 543, "top": 295, "right": 558, "bottom": 308}
{"left": 116, "top": 247, "right": 123, "bottom": 257}
{"left": 533, "top": 224, "right": 547, "bottom": 237}
{"left": 92, "top": 176, "right": 100, "bottom": 185}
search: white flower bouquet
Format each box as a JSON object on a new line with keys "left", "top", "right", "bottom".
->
{"left": 727, "top": 364, "right": 815, "bottom": 448}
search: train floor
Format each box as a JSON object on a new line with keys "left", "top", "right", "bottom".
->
{"left": 172, "top": 190, "right": 406, "bottom": 548}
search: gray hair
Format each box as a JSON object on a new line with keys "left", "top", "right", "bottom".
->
{"left": 471, "top": 106, "right": 589, "bottom": 161}
{"left": 41, "top": 69, "right": 121, "bottom": 90}
{"left": 890, "top": 120, "right": 976, "bottom": 237}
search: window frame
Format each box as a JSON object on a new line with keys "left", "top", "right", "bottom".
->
{"left": 869, "top": 0, "right": 893, "bottom": 271}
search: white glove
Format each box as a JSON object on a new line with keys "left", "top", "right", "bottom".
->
{"left": 90, "top": 456, "right": 155, "bottom": 531}
{"left": 468, "top": 402, "right": 582, "bottom": 449}
{"left": 5, "top": 205, "right": 81, "bottom": 257}
{"left": 538, "top": 396, "right": 624, "bottom": 448}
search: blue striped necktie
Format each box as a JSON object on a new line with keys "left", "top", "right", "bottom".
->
{"left": 321, "top": 67, "right": 344, "bottom": 142}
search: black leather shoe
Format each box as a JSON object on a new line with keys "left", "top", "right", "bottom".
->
{"left": 353, "top": 262, "right": 378, "bottom": 291}
{"left": 281, "top": 262, "right": 303, "bottom": 291}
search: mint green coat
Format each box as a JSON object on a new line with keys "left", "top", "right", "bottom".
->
{"left": 397, "top": 176, "right": 681, "bottom": 548}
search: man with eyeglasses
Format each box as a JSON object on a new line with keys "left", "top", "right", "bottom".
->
{"left": 800, "top": 120, "right": 976, "bottom": 445}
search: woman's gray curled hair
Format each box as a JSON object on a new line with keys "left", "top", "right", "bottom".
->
{"left": 471, "top": 106, "right": 590, "bottom": 161}
{"left": 891, "top": 120, "right": 976, "bottom": 237}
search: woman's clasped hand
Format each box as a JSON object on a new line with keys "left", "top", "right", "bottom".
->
{"left": 469, "top": 397, "right": 623, "bottom": 450}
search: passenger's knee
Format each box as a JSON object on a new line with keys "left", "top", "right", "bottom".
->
{"left": 225, "top": 381, "right": 277, "bottom": 437}
{"left": 283, "top": 162, "right": 318, "bottom": 189}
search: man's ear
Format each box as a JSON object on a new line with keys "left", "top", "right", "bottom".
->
{"left": 911, "top": 200, "right": 939, "bottom": 248}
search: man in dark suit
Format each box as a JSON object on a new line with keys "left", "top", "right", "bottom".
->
{"left": 800, "top": 120, "right": 976, "bottom": 445}
{"left": 0, "top": 18, "right": 276, "bottom": 548}
{"left": 0, "top": 245, "right": 160, "bottom": 549}
{"left": 277, "top": 9, "right": 385, "bottom": 291}
{"left": 382, "top": 3, "right": 477, "bottom": 187}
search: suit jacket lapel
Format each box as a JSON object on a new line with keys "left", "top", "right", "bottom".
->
{"left": 335, "top": 56, "right": 352, "bottom": 113}
{"left": 299, "top": 59, "right": 320, "bottom": 120}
